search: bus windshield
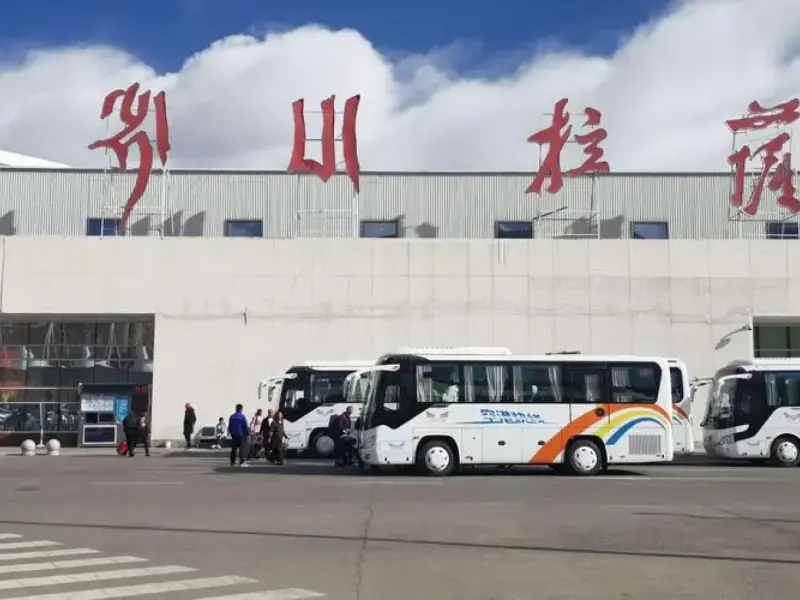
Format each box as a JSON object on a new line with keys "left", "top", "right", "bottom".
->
{"left": 309, "top": 372, "right": 349, "bottom": 404}
{"left": 703, "top": 378, "right": 737, "bottom": 428}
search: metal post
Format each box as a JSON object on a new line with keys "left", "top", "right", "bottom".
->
{"left": 36, "top": 403, "right": 45, "bottom": 449}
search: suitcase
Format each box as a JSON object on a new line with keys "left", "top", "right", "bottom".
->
{"left": 117, "top": 440, "right": 128, "bottom": 455}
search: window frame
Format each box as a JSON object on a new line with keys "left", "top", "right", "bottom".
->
{"left": 86, "top": 218, "right": 121, "bottom": 237}
{"left": 224, "top": 219, "right": 264, "bottom": 238}
{"left": 630, "top": 221, "right": 669, "bottom": 240}
{"left": 360, "top": 220, "right": 400, "bottom": 239}
{"left": 494, "top": 220, "right": 533, "bottom": 239}
{"left": 607, "top": 362, "right": 661, "bottom": 405}
{"left": 766, "top": 221, "right": 799, "bottom": 240}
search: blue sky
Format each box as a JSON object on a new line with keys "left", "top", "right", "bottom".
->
{"left": 1, "top": 0, "right": 673, "bottom": 72}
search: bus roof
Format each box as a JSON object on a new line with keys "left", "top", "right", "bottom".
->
{"left": 378, "top": 353, "right": 671, "bottom": 364}
{"left": 294, "top": 361, "right": 374, "bottom": 371}
{"left": 720, "top": 358, "right": 800, "bottom": 372}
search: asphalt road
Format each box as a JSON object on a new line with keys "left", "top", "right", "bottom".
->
{"left": 0, "top": 453, "right": 799, "bottom": 600}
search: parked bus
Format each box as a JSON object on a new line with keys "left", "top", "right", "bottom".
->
{"left": 271, "top": 361, "right": 373, "bottom": 457}
{"left": 702, "top": 359, "right": 800, "bottom": 466}
{"left": 357, "top": 350, "right": 675, "bottom": 476}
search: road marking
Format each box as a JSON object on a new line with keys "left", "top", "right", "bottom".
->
{"left": 195, "top": 590, "right": 326, "bottom": 600}
{"left": 357, "top": 480, "right": 442, "bottom": 485}
{"left": 0, "top": 555, "right": 147, "bottom": 575}
{"left": 0, "top": 575, "right": 258, "bottom": 600}
{"left": 0, "top": 541, "right": 60, "bottom": 551}
{"left": 0, "top": 549, "right": 100, "bottom": 562}
{"left": 0, "top": 565, "right": 195, "bottom": 590}
{"left": 0, "top": 534, "right": 22, "bottom": 540}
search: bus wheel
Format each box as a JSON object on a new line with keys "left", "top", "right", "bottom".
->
{"left": 566, "top": 439, "right": 603, "bottom": 476}
{"left": 312, "top": 432, "right": 336, "bottom": 458}
{"left": 417, "top": 440, "right": 457, "bottom": 476}
{"left": 771, "top": 436, "right": 800, "bottom": 467}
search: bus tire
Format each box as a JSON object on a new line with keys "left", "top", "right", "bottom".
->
{"left": 417, "top": 440, "right": 457, "bottom": 477}
{"left": 311, "top": 431, "right": 336, "bottom": 458}
{"left": 565, "top": 439, "right": 603, "bottom": 476}
{"left": 770, "top": 436, "right": 800, "bottom": 468}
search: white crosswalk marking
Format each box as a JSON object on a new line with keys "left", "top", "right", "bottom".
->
{"left": 0, "top": 565, "right": 195, "bottom": 590}
{"left": 0, "top": 548, "right": 100, "bottom": 562}
{"left": 0, "top": 541, "right": 60, "bottom": 551}
{"left": 0, "top": 576, "right": 258, "bottom": 600}
{"left": 0, "top": 555, "right": 147, "bottom": 575}
{"left": 193, "top": 590, "right": 327, "bottom": 600}
{"left": 0, "top": 532, "right": 328, "bottom": 599}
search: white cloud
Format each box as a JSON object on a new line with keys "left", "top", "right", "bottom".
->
{"left": 1, "top": 0, "right": 800, "bottom": 172}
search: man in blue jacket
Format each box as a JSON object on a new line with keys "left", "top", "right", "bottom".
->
{"left": 228, "top": 404, "right": 250, "bottom": 468}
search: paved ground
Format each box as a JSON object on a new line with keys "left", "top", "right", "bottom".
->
{"left": 0, "top": 453, "right": 799, "bottom": 600}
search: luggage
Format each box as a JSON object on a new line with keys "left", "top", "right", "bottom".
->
{"left": 117, "top": 440, "right": 128, "bottom": 455}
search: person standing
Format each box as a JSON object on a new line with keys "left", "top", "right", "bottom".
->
{"left": 122, "top": 410, "right": 140, "bottom": 458}
{"left": 333, "top": 406, "right": 354, "bottom": 466}
{"left": 183, "top": 403, "right": 197, "bottom": 449}
{"left": 259, "top": 409, "right": 274, "bottom": 460}
{"left": 267, "top": 411, "right": 288, "bottom": 465}
{"left": 137, "top": 412, "right": 151, "bottom": 457}
{"left": 248, "top": 409, "right": 264, "bottom": 460}
{"left": 228, "top": 404, "right": 249, "bottom": 468}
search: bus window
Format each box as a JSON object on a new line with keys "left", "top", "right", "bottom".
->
{"left": 669, "top": 367, "right": 685, "bottom": 403}
{"left": 563, "top": 365, "right": 606, "bottom": 404}
{"left": 512, "top": 364, "right": 562, "bottom": 403}
{"left": 416, "top": 364, "right": 461, "bottom": 403}
{"left": 610, "top": 364, "right": 660, "bottom": 404}
{"left": 465, "top": 364, "right": 512, "bottom": 403}
{"left": 766, "top": 371, "right": 800, "bottom": 407}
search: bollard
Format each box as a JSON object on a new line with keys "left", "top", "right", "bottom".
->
{"left": 46, "top": 439, "right": 61, "bottom": 456}
{"left": 20, "top": 439, "right": 35, "bottom": 457}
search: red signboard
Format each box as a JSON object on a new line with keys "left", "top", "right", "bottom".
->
{"left": 286, "top": 94, "right": 361, "bottom": 192}
{"left": 726, "top": 99, "right": 800, "bottom": 216}
{"left": 88, "top": 83, "right": 171, "bottom": 231}
{"left": 527, "top": 98, "right": 610, "bottom": 195}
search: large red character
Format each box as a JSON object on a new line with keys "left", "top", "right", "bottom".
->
{"left": 726, "top": 99, "right": 800, "bottom": 216}
{"left": 88, "top": 83, "right": 171, "bottom": 232}
{"left": 286, "top": 94, "right": 361, "bottom": 192}
{"left": 527, "top": 98, "right": 610, "bottom": 194}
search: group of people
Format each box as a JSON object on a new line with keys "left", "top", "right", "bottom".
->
{"left": 226, "top": 405, "right": 288, "bottom": 468}
{"left": 121, "top": 410, "right": 150, "bottom": 457}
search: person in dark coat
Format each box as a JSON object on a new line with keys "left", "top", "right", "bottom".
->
{"left": 268, "top": 411, "right": 288, "bottom": 465}
{"left": 137, "top": 412, "right": 151, "bottom": 457}
{"left": 122, "top": 411, "right": 140, "bottom": 457}
{"left": 182, "top": 403, "right": 197, "bottom": 449}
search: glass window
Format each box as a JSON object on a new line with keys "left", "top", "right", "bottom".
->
{"left": 609, "top": 364, "right": 660, "bottom": 404}
{"left": 0, "top": 403, "right": 41, "bottom": 432}
{"left": 360, "top": 220, "right": 399, "bottom": 238}
{"left": 766, "top": 222, "right": 799, "bottom": 240}
{"left": 465, "top": 364, "right": 513, "bottom": 403}
{"left": 87, "top": 218, "right": 121, "bottom": 236}
{"left": 563, "top": 365, "right": 607, "bottom": 404}
{"left": 309, "top": 372, "right": 348, "bottom": 404}
{"left": 512, "top": 364, "right": 563, "bottom": 403}
{"left": 766, "top": 371, "right": 800, "bottom": 407}
{"left": 669, "top": 366, "right": 685, "bottom": 403}
{"left": 416, "top": 363, "right": 461, "bottom": 403}
{"left": 495, "top": 221, "right": 533, "bottom": 239}
{"left": 755, "top": 324, "right": 793, "bottom": 358}
{"left": 631, "top": 221, "right": 669, "bottom": 240}
{"left": 224, "top": 219, "right": 263, "bottom": 238}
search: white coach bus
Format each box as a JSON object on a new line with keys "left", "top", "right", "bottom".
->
{"left": 259, "top": 361, "right": 373, "bottom": 457}
{"left": 702, "top": 359, "right": 800, "bottom": 466}
{"left": 357, "top": 350, "right": 675, "bottom": 476}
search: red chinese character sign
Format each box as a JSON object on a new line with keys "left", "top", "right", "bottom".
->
{"left": 726, "top": 99, "right": 800, "bottom": 216}
{"left": 286, "top": 94, "right": 361, "bottom": 192}
{"left": 88, "top": 83, "right": 171, "bottom": 231}
{"left": 527, "top": 98, "right": 610, "bottom": 194}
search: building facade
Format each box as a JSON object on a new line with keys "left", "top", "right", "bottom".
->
{"left": 0, "top": 168, "right": 798, "bottom": 446}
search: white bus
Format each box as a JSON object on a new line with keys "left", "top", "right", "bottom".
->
{"left": 702, "top": 359, "right": 800, "bottom": 466}
{"left": 358, "top": 350, "right": 675, "bottom": 476}
{"left": 266, "top": 361, "right": 373, "bottom": 457}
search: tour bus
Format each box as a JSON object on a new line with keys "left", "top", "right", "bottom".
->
{"left": 357, "top": 350, "right": 675, "bottom": 476}
{"left": 267, "top": 361, "right": 373, "bottom": 457}
{"left": 702, "top": 358, "right": 800, "bottom": 466}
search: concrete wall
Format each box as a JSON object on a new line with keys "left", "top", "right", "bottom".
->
{"left": 1, "top": 236, "right": 797, "bottom": 440}
{"left": 0, "top": 169, "right": 797, "bottom": 239}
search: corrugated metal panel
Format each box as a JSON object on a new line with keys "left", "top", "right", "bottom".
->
{"left": 0, "top": 169, "right": 797, "bottom": 239}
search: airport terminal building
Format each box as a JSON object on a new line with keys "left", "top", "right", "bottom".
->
{"left": 0, "top": 165, "right": 797, "bottom": 446}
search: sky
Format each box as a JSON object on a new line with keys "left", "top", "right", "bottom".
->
{"left": 0, "top": 0, "right": 798, "bottom": 172}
